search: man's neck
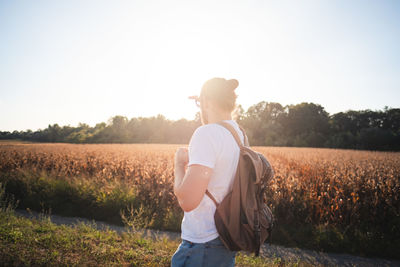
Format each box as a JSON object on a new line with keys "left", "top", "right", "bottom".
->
{"left": 207, "top": 112, "right": 232, "bottom": 124}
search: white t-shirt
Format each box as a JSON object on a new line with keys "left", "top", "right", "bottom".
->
{"left": 181, "top": 120, "right": 245, "bottom": 243}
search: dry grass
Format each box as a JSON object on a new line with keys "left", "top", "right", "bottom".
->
{"left": 0, "top": 142, "right": 399, "bottom": 258}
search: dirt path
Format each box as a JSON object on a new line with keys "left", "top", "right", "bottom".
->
{"left": 15, "top": 209, "right": 399, "bottom": 267}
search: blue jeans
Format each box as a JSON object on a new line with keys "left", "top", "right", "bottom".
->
{"left": 171, "top": 237, "right": 236, "bottom": 267}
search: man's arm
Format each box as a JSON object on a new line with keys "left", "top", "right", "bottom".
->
{"left": 174, "top": 148, "right": 212, "bottom": 212}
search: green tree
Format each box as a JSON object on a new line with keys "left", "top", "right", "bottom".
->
{"left": 241, "top": 101, "right": 286, "bottom": 146}
{"left": 282, "top": 102, "right": 330, "bottom": 147}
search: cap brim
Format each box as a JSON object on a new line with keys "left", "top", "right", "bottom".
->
{"left": 227, "top": 79, "right": 239, "bottom": 90}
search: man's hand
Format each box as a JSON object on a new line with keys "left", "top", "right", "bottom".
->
{"left": 174, "top": 147, "right": 188, "bottom": 197}
{"left": 175, "top": 147, "right": 188, "bottom": 167}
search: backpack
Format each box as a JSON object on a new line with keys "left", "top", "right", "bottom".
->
{"left": 205, "top": 121, "right": 275, "bottom": 256}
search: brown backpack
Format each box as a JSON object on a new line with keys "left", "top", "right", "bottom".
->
{"left": 205, "top": 121, "right": 274, "bottom": 256}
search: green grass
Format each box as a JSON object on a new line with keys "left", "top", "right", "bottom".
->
{"left": 0, "top": 181, "right": 317, "bottom": 266}
{"left": 0, "top": 209, "right": 175, "bottom": 266}
{"left": 0, "top": 210, "right": 315, "bottom": 266}
{"left": 1, "top": 169, "right": 183, "bottom": 232}
{"left": 1, "top": 170, "right": 400, "bottom": 260}
{"left": 1, "top": 170, "right": 160, "bottom": 228}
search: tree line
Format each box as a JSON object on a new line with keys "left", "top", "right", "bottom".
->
{"left": 1, "top": 102, "right": 399, "bottom": 151}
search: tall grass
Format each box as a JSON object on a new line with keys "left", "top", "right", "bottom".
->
{"left": 0, "top": 188, "right": 313, "bottom": 266}
{"left": 0, "top": 142, "right": 399, "bottom": 258}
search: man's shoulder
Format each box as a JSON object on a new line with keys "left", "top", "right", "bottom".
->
{"left": 192, "top": 125, "right": 217, "bottom": 140}
{"left": 193, "top": 123, "right": 231, "bottom": 136}
{"left": 193, "top": 122, "right": 241, "bottom": 145}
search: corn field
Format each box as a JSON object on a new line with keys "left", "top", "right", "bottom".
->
{"left": 0, "top": 142, "right": 399, "bottom": 257}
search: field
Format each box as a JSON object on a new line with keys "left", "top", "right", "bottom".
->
{"left": 0, "top": 199, "right": 293, "bottom": 266}
{"left": 0, "top": 142, "right": 399, "bottom": 260}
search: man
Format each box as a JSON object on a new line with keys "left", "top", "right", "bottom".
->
{"left": 171, "top": 77, "right": 245, "bottom": 267}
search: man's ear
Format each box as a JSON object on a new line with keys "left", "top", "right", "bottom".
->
{"left": 201, "top": 97, "right": 206, "bottom": 106}
{"left": 205, "top": 97, "right": 217, "bottom": 110}
{"left": 202, "top": 98, "right": 210, "bottom": 110}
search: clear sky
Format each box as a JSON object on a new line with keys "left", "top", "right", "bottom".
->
{"left": 1, "top": 0, "right": 399, "bottom": 131}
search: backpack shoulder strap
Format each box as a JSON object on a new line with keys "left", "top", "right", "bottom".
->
{"left": 206, "top": 121, "right": 249, "bottom": 206}
{"left": 217, "top": 121, "right": 249, "bottom": 147}
{"left": 239, "top": 126, "right": 250, "bottom": 147}
{"left": 205, "top": 190, "right": 219, "bottom": 206}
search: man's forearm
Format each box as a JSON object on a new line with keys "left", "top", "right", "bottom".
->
{"left": 174, "top": 163, "right": 186, "bottom": 195}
